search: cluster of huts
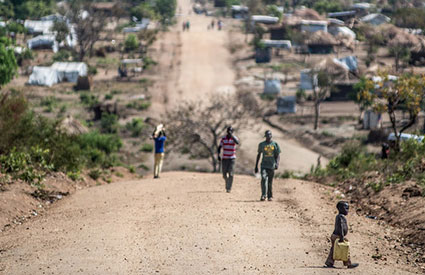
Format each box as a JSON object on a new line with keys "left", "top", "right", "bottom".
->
{"left": 1, "top": 2, "right": 154, "bottom": 87}
{"left": 231, "top": 3, "right": 425, "bottom": 125}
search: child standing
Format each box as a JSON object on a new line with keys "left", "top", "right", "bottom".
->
{"left": 325, "top": 201, "right": 359, "bottom": 269}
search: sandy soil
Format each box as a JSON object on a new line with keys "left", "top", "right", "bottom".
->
{"left": 0, "top": 172, "right": 417, "bottom": 274}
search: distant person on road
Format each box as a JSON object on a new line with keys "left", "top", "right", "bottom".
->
{"left": 211, "top": 19, "right": 215, "bottom": 29}
{"left": 217, "top": 126, "right": 239, "bottom": 193}
{"left": 186, "top": 21, "right": 190, "bottom": 31}
{"left": 254, "top": 130, "right": 280, "bottom": 201}
{"left": 151, "top": 124, "right": 167, "bottom": 179}
{"left": 182, "top": 21, "right": 186, "bottom": 31}
{"left": 217, "top": 19, "right": 223, "bottom": 30}
{"left": 325, "top": 201, "right": 359, "bottom": 269}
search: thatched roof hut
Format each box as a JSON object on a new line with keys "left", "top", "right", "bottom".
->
{"left": 379, "top": 24, "right": 420, "bottom": 47}
{"left": 293, "top": 8, "right": 324, "bottom": 20}
{"left": 306, "top": 31, "right": 338, "bottom": 45}
{"left": 59, "top": 116, "right": 89, "bottom": 135}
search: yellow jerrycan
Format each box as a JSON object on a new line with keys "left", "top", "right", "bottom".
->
{"left": 333, "top": 239, "right": 350, "bottom": 262}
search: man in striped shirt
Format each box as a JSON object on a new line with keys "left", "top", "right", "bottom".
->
{"left": 217, "top": 126, "right": 240, "bottom": 193}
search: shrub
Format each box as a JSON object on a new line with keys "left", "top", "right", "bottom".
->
{"left": 40, "top": 96, "right": 59, "bottom": 112}
{"left": 125, "top": 118, "right": 145, "bottom": 137}
{"left": 88, "top": 169, "right": 101, "bottom": 180}
{"left": 125, "top": 34, "right": 139, "bottom": 52}
{"left": 53, "top": 50, "right": 72, "bottom": 62}
{"left": 140, "top": 143, "right": 153, "bottom": 152}
{"left": 100, "top": 113, "right": 119, "bottom": 133}
{"left": 79, "top": 92, "right": 99, "bottom": 108}
{"left": 126, "top": 100, "right": 151, "bottom": 111}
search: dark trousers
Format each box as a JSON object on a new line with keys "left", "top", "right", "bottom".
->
{"left": 261, "top": 168, "right": 274, "bottom": 198}
{"left": 222, "top": 159, "right": 235, "bottom": 191}
{"left": 325, "top": 234, "right": 352, "bottom": 266}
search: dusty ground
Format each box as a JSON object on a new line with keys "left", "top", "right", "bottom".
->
{"left": 0, "top": 172, "right": 419, "bottom": 274}
{"left": 0, "top": 1, "right": 423, "bottom": 274}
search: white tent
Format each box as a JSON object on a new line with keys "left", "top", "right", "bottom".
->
{"left": 261, "top": 39, "right": 292, "bottom": 49}
{"left": 300, "top": 69, "right": 317, "bottom": 90}
{"left": 0, "top": 21, "right": 6, "bottom": 28}
{"left": 277, "top": 96, "right": 296, "bottom": 114}
{"left": 27, "top": 34, "right": 58, "bottom": 52}
{"left": 28, "top": 66, "right": 59, "bottom": 87}
{"left": 301, "top": 20, "right": 328, "bottom": 33}
{"left": 52, "top": 62, "right": 88, "bottom": 83}
{"left": 24, "top": 20, "right": 54, "bottom": 34}
{"left": 123, "top": 19, "right": 150, "bottom": 33}
{"left": 251, "top": 15, "right": 279, "bottom": 24}
{"left": 328, "top": 26, "right": 356, "bottom": 39}
{"left": 360, "top": 13, "right": 390, "bottom": 26}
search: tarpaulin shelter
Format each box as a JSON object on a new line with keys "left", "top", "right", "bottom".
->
{"left": 52, "top": 62, "right": 88, "bottom": 83}
{"left": 27, "top": 34, "right": 58, "bottom": 52}
{"left": 261, "top": 39, "right": 292, "bottom": 49}
{"left": 24, "top": 20, "right": 54, "bottom": 34}
{"left": 28, "top": 66, "right": 59, "bottom": 86}
{"left": 277, "top": 96, "right": 296, "bottom": 114}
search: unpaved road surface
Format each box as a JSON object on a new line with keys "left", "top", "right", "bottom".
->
{"left": 0, "top": 172, "right": 415, "bottom": 274}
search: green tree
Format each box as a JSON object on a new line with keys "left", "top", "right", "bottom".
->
{"left": 131, "top": 2, "right": 158, "bottom": 21}
{"left": 358, "top": 72, "right": 425, "bottom": 150}
{"left": 155, "top": 0, "right": 176, "bottom": 25}
{"left": 0, "top": 37, "right": 18, "bottom": 88}
{"left": 124, "top": 34, "right": 139, "bottom": 52}
{"left": 51, "top": 20, "right": 69, "bottom": 44}
{"left": 313, "top": 0, "right": 342, "bottom": 14}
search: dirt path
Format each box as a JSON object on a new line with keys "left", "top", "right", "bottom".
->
{"left": 0, "top": 172, "right": 416, "bottom": 274}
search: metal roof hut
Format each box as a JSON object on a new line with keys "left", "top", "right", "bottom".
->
{"left": 305, "top": 31, "right": 337, "bottom": 54}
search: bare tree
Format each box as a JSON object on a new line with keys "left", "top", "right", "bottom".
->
{"left": 166, "top": 91, "right": 260, "bottom": 172}
{"left": 68, "top": 0, "right": 108, "bottom": 61}
{"left": 309, "top": 69, "right": 335, "bottom": 130}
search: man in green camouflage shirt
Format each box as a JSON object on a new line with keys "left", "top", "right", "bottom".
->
{"left": 255, "top": 130, "right": 281, "bottom": 201}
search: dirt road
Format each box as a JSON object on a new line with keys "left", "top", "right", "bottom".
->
{"left": 0, "top": 172, "right": 416, "bottom": 274}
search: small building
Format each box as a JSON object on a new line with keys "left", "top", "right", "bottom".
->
{"left": 231, "top": 5, "right": 248, "bottom": 19}
{"left": 363, "top": 110, "right": 382, "bottom": 129}
{"left": 277, "top": 96, "right": 296, "bottom": 114}
{"left": 28, "top": 67, "right": 59, "bottom": 87}
{"left": 300, "top": 20, "right": 328, "bottom": 33}
{"left": 52, "top": 62, "right": 88, "bottom": 83}
{"left": 24, "top": 20, "right": 54, "bottom": 35}
{"left": 300, "top": 69, "right": 316, "bottom": 90}
{"left": 27, "top": 34, "right": 58, "bottom": 52}
{"left": 327, "top": 10, "right": 356, "bottom": 21}
{"left": 264, "top": 79, "right": 281, "bottom": 94}
{"left": 214, "top": 0, "right": 225, "bottom": 8}
{"left": 261, "top": 39, "right": 291, "bottom": 49}
{"left": 28, "top": 62, "right": 88, "bottom": 86}
{"left": 360, "top": 13, "right": 390, "bottom": 26}
{"left": 92, "top": 2, "right": 117, "bottom": 16}
{"left": 305, "top": 31, "right": 337, "bottom": 54}
{"left": 123, "top": 19, "right": 150, "bottom": 33}
{"left": 328, "top": 26, "right": 356, "bottom": 40}
{"left": 255, "top": 47, "right": 271, "bottom": 63}
{"left": 251, "top": 15, "right": 280, "bottom": 25}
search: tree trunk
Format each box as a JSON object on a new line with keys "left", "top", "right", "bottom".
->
{"left": 314, "top": 100, "right": 320, "bottom": 130}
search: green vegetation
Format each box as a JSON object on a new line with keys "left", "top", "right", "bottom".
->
{"left": 0, "top": 37, "right": 18, "bottom": 88}
{"left": 100, "top": 113, "right": 119, "bottom": 134}
{"left": 309, "top": 140, "right": 425, "bottom": 193}
{"left": 125, "top": 118, "right": 146, "bottom": 137}
{"left": 126, "top": 100, "right": 151, "bottom": 111}
{"left": 125, "top": 34, "right": 139, "bottom": 52}
{"left": 0, "top": 93, "right": 122, "bottom": 185}
{"left": 140, "top": 143, "right": 153, "bottom": 152}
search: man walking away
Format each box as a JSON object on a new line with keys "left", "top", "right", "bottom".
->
{"left": 152, "top": 124, "right": 167, "bottom": 179}
{"left": 255, "top": 130, "right": 280, "bottom": 201}
{"left": 218, "top": 126, "right": 239, "bottom": 193}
